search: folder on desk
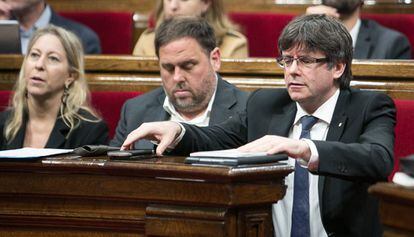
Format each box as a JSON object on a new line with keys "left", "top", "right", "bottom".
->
{"left": 185, "top": 149, "right": 288, "bottom": 166}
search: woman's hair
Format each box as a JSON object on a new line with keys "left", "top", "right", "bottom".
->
{"left": 153, "top": 0, "right": 238, "bottom": 46}
{"left": 4, "top": 25, "right": 100, "bottom": 142}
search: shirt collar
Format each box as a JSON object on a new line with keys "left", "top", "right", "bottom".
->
{"left": 20, "top": 4, "right": 51, "bottom": 35}
{"left": 349, "top": 18, "right": 361, "bottom": 48}
{"left": 162, "top": 73, "right": 218, "bottom": 125}
{"left": 294, "top": 88, "right": 340, "bottom": 125}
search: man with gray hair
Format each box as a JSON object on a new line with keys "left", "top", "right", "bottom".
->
{"left": 110, "top": 17, "right": 248, "bottom": 148}
{"left": 122, "top": 14, "right": 395, "bottom": 237}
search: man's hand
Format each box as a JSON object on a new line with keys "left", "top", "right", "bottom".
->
{"left": 0, "top": 1, "right": 12, "bottom": 20}
{"left": 305, "top": 5, "right": 340, "bottom": 19}
{"left": 121, "top": 121, "right": 182, "bottom": 156}
{"left": 238, "top": 135, "right": 311, "bottom": 161}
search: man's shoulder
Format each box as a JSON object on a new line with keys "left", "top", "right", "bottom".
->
{"left": 362, "top": 19, "right": 407, "bottom": 40}
{"left": 49, "top": 9, "right": 100, "bottom": 48}
{"left": 250, "top": 88, "right": 289, "bottom": 99}
{"left": 123, "top": 87, "right": 165, "bottom": 108}
{"left": 218, "top": 77, "right": 248, "bottom": 95}
{"left": 345, "top": 88, "right": 394, "bottom": 107}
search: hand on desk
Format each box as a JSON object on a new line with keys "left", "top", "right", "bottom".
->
{"left": 238, "top": 135, "right": 311, "bottom": 162}
{"left": 121, "top": 121, "right": 182, "bottom": 156}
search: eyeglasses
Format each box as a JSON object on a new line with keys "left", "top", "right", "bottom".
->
{"left": 276, "top": 56, "right": 329, "bottom": 69}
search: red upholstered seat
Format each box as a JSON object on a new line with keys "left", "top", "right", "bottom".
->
{"left": 229, "top": 12, "right": 295, "bottom": 58}
{"left": 60, "top": 11, "right": 134, "bottom": 55}
{"left": 0, "top": 90, "right": 11, "bottom": 111}
{"left": 0, "top": 90, "right": 142, "bottom": 139}
{"left": 229, "top": 12, "right": 414, "bottom": 59}
{"left": 90, "top": 91, "right": 142, "bottom": 138}
{"left": 362, "top": 13, "right": 414, "bottom": 59}
{"left": 392, "top": 99, "right": 414, "bottom": 179}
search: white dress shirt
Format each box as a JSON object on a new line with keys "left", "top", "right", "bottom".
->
{"left": 163, "top": 74, "right": 218, "bottom": 127}
{"left": 349, "top": 18, "right": 361, "bottom": 49}
{"left": 273, "top": 89, "right": 340, "bottom": 237}
{"left": 20, "top": 5, "right": 52, "bottom": 54}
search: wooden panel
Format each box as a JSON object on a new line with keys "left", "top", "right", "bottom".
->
{"left": 0, "top": 156, "right": 292, "bottom": 236}
{"left": 2, "top": 55, "right": 414, "bottom": 100}
{"left": 369, "top": 183, "right": 414, "bottom": 237}
{"left": 47, "top": 0, "right": 414, "bottom": 14}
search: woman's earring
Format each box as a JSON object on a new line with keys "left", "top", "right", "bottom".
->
{"left": 61, "top": 83, "right": 69, "bottom": 106}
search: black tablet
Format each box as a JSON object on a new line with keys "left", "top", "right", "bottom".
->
{"left": 0, "top": 20, "right": 21, "bottom": 54}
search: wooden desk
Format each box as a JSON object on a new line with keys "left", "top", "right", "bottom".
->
{"left": 369, "top": 182, "right": 414, "bottom": 237}
{"left": 0, "top": 155, "right": 292, "bottom": 237}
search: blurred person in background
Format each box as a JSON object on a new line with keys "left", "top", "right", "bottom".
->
{"left": 133, "top": 0, "right": 248, "bottom": 58}
{"left": 306, "top": 0, "right": 411, "bottom": 59}
{"left": 0, "top": 0, "right": 101, "bottom": 54}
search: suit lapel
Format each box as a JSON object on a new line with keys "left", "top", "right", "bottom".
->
{"left": 354, "top": 20, "right": 373, "bottom": 59}
{"left": 45, "top": 118, "right": 69, "bottom": 148}
{"left": 209, "top": 76, "right": 237, "bottom": 125}
{"left": 135, "top": 91, "right": 168, "bottom": 149}
{"left": 8, "top": 124, "right": 26, "bottom": 149}
{"left": 155, "top": 91, "right": 170, "bottom": 121}
{"left": 8, "top": 112, "right": 28, "bottom": 149}
{"left": 318, "top": 90, "right": 349, "bottom": 203}
{"left": 268, "top": 102, "right": 296, "bottom": 136}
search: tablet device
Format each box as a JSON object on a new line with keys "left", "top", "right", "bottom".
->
{"left": 0, "top": 20, "right": 21, "bottom": 54}
{"left": 185, "top": 153, "right": 288, "bottom": 166}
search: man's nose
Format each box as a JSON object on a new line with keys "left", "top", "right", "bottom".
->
{"left": 168, "top": 0, "right": 179, "bottom": 11}
{"left": 172, "top": 67, "right": 185, "bottom": 82}
{"left": 287, "top": 59, "right": 300, "bottom": 74}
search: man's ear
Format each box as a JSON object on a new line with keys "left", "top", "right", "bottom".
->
{"left": 210, "top": 47, "right": 221, "bottom": 71}
{"left": 333, "top": 62, "right": 346, "bottom": 80}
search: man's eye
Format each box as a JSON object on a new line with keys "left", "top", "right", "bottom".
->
{"left": 182, "top": 63, "right": 194, "bottom": 70}
{"left": 163, "top": 65, "right": 174, "bottom": 72}
{"left": 284, "top": 58, "right": 294, "bottom": 64}
{"left": 299, "top": 57, "right": 314, "bottom": 64}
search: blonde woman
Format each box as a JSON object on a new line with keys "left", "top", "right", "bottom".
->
{"left": 133, "top": 0, "right": 248, "bottom": 58}
{"left": 0, "top": 25, "right": 108, "bottom": 150}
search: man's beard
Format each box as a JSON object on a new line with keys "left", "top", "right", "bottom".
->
{"left": 167, "top": 80, "right": 215, "bottom": 114}
{"left": 322, "top": 0, "right": 362, "bottom": 17}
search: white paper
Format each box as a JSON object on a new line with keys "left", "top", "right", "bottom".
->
{"left": 393, "top": 172, "right": 414, "bottom": 188}
{"left": 190, "top": 148, "right": 267, "bottom": 158}
{"left": 0, "top": 148, "right": 73, "bottom": 159}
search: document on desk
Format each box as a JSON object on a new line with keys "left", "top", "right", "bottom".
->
{"left": 186, "top": 149, "right": 288, "bottom": 166}
{"left": 0, "top": 148, "right": 73, "bottom": 160}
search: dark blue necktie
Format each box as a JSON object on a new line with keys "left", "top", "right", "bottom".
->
{"left": 291, "top": 115, "right": 318, "bottom": 237}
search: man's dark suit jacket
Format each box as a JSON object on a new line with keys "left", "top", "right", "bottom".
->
{"left": 50, "top": 8, "right": 101, "bottom": 54}
{"left": 175, "top": 88, "right": 396, "bottom": 237}
{"left": 0, "top": 109, "right": 108, "bottom": 149}
{"left": 110, "top": 76, "right": 249, "bottom": 148}
{"left": 355, "top": 19, "right": 411, "bottom": 59}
